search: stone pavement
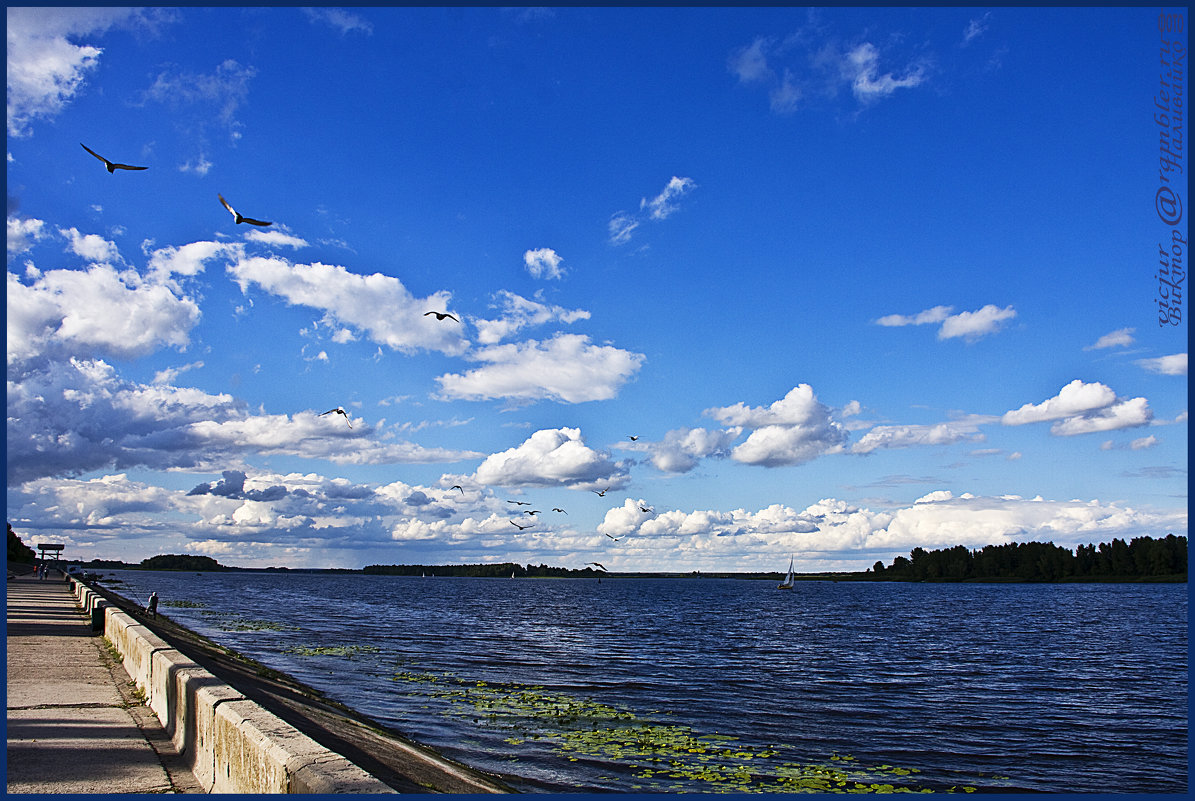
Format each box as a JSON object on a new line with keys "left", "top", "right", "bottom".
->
{"left": 6, "top": 570, "right": 203, "bottom": 793}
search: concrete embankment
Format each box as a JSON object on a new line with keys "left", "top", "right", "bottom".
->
{"left": 71, "top": 577, "right": 396, "bottom": 794}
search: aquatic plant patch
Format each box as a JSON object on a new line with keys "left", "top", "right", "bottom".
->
{"left": 283, "top": 644, "right": 381, "bottom": 658}
{"left": 389, "top": 668, "right": 980, "bottom": 793}
{"left": 198, "top": 609, "right": 300, "bottom": 632}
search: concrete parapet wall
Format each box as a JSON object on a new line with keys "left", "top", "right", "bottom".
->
{"left": 70, "top": 578, "right": 394, "bottom": 794}
{"left": 148, "top": 648, "right": 203, "bottom": 733}
{"left": 120, "top": 624, "right": 173, "bottom": 694}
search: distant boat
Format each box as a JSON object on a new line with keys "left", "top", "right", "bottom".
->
{"left": 778, "top": 555, "right": 795, "bottom": 590}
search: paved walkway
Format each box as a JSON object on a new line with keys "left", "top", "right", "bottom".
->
{"left": 6, "top": 570, "right": 203, "bottom": 793}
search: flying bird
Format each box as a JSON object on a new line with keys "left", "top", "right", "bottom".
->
{"left": 450, "top": 485, "right": 464, "bottom": 494}
{"left": 639, "top": 505, "right": 654, "bottom": 514}
{"left": 552, "top": 508, "right": 567, "bottom": 514}
{"left": 628, "top": 435, "right": 639, "bottom": 441}
{"left": 593, "top": 488, "right": 610, "bottom": 497}
{"left": 604, "top": 532, "right": 622, "bottom": 541}
{"left": 523, "top": 510, "right": 540, "bottom": 516}
{"left": 218, "top": 193, "right": 272, "bottom": 226}
{"left": 587, "top": 562, "right": 608, "bottom": 571}
{"left": 510, "top": 520, "right": 532, "bottom": 531}
{"left": 319, "top": 407, "right": 352, "bottom": 428}
{"left": 81, "top": 143, "right": 147, "bottom": 173}
{"left": 424, "top": 311, "right": 460, "bottom": 323}
{"left": 507, "top": 500, "right": 531, "bottom": 506}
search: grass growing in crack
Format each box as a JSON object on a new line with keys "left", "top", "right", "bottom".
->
{"left": 101, "top": 636, "right": 123, "bottom": 663}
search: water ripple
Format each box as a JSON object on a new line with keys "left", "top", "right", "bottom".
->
{"left": 110, "top": 573, "right": 1187, "bottom": 793}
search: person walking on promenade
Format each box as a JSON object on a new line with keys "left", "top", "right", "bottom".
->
{"left": 145, "top": 591, "right": 159, "bottom": 618}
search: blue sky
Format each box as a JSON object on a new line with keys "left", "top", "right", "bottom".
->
{"left": 7, "top": 7, "right": 1187, "bottom": 571}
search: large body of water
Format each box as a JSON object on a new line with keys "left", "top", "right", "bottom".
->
{"left": 103, "top": 571, "right": 1187, "bottom": 793}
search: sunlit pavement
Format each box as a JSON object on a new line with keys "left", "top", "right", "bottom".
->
{"left": 6, "top": 572, "right": 201, "bottom": 793}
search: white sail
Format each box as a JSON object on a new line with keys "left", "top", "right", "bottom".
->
{"left": 778, "top": 555, "right": 795, "bottom": 589}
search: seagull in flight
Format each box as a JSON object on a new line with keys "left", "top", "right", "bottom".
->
{"left": 587, "top": 562, "right": 608, "bottom": 571}
{"left": 639, "top": 505, "right": 654, "bottom": 514}
{"left": 510, "top": 520, "right": 532, "bottom": 531}
{"left": 450, "top": 485, "right": 464, "bottom": 494}
{"left": 523, "top": 510, "right": 540, "bottom": 516}
{"left": 218, "top": 193, "right": 272, "bottom": 226}
{"left": 81, "top": 143, "right": 147, "bottom": 173}
{"left": 593, "top": 488, "right": 610, "bottom": 497}
{"left": 604, "top": 532, "right": 622, "bottom": 541}
{"left": 628, "top": 435, "right": 639, "bottom": 441}
{"left": 507, "top": 500, "right": 531, "bottom": 506}
{"left": 424, "top": 311, "right": 460, "bottom": 323}
{"left": 551, "top": 508, "right": 567, "bottom": 514}
{"left": 319, "top": 407, "right": 352, "bottom": 428}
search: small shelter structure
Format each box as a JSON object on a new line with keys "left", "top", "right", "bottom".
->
{"left": 36, "top": 543, "right": 64, "bottom": 563}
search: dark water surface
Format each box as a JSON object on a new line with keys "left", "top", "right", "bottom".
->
{"left": 104, "top": 572, "right": 1187, "bottom": 793}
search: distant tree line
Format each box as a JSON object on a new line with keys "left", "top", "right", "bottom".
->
{"left": 363, "top": 562, "right": 606, "bottom": 578}
{"left": 871, "top": 535, "right": 1187, "bottom": 582}
{"left": 8, "top": 523, "right": 36, "bottom": 563}
{"left": 139, "top": 554, "right": 229, "bottom": 572}
{"left": 85, "top": 559, "right": 138, "bottom": 569}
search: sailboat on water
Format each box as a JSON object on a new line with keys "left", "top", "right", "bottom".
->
{"left": 778, "top": 555, "right": 795, "bottom": 589}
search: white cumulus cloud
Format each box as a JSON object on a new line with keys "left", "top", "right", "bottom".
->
{"left": 227, "top": 255, "right": 468, "bottom": 355}
{"left": 1048, "top": 398, "right": 1152, "bottom": 436}
{"left": 435, "top": 333, "right": 644, "bottom": 404}
{"left": 473, "top": 428, "right": 628, "bottom": 489}
{"left": 1137, "top": 353, "right": 1187, "bottom": 376}
{"left": 7, "top": 263, "right": 200, "bottom": 364}
{"left": 937, "top": 304, "right": 1016, "bottom": 341}
{"left": 59, "top": 227, "right": 123, "bottom": 264}
{"left": 1002, "top": 379, "right": 1151, "bottom": 436}
{"left": 648, "top": 427, "right": 742, "bottom": 473}
{"left": 7, "top": 215, "right": 47, "bottom": 255}
{"left": 874, "top": 305, "right": 954, "bottom": 327}
{"left": 851, "top": 421, "right": 985, "bottom": 454}
{"left": 147, "top": 240, "right": 241, "bottom": 282}
{"left": 523, "top": 248, "right": 565, "bottom": 280}
{"left": 875, "top": 304, "right": 1015, "bottom": 341}
{"left": 705, "top": 384, "right": 848, "bottom": 467}
{"left": 1086, "top": 327, "right": 1135, "bottom": 350}
{"left": 592, "top": 493, "right": 1186, "bottom": 569}
{"left": 7, "top": 8, "right": 119, "bottom": 136}
{"left": 472, "top": 291, "right": 589, "bottom": 345}
{"left": 1002, "top": 379, "right": 1117, "bottom": 425}
{"left": 244, "top": 229, "right": 309, "bottom": 250}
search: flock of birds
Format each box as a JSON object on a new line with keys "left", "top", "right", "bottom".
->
{"left": 498, "top": 436, "right": 656, "bottom": 549}
{"left": 82, "top": 143, "right": 647, "bottom": 568}
{"left": 80, "top": 143, "right": 461, "bottom": 322}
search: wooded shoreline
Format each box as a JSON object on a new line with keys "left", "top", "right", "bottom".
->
{"left": 13, "top": 525, "right": 1186, "bottom": 583}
